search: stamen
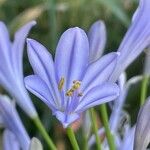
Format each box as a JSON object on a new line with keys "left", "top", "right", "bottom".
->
{"left": 58, "top": 77, "right": 65, "bottom": 91}
{"left": 66, "top": 80, "right": 81, "bottom": 97}
{"left": 66, "top": 89, "right": 74, "bottom": 96}
{"left": 72, "top": 80, "right": 81, "bottom": 90}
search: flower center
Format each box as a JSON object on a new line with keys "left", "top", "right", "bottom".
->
{"left": 58, "top": 77, "right": 83, "bottom": 97}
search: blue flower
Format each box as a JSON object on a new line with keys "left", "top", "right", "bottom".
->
{"left": 88, "top": 73, "right": 138, "bottom": 149}
{"left": 25, "top": 26, "right": 119, "bottom": 127}
{"left": 0, "top": 95, "right": 30, "bottom": 150}
{"left": 0, "top": 21, "right": 37, "bottom": 117}
{"left": 110, "top": 0, "right": 150, "bottom": 82}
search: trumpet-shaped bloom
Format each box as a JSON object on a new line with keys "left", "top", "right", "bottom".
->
{"left": 0, "top": 21, "right": 37, "bottom": 117}
{"left": 25, "top": 27, "right": 119, "bottom": 127}
{"left": 0, "top": 95, "right": 30, "bottom": 150}
{"left": 110, "top": 0, "right": 150, "bottom": 82}
{"left": 88, "top": 74, "right": 142, "bottom": 149}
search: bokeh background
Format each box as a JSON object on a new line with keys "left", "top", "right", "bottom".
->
{"left": 0, "top": 0, "right": 146, "bottom": 149}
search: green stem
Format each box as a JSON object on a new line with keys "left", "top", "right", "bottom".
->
{"left": 99, "top": 104, "right": 115, "bottom": 150}
{"left": 89, "top": 108, "right": 102, "bottom": 150}
{"left": 66, "top": 126, "right": 80, "bottom": 150}
{"left": 140, "top": 75, "right": 149, "bottom": 106}
{"left": 32, "top": 116, "right": 57, "bottom": 150}
{"left": 82, "top": 131, "right": 88, "bottom": 150}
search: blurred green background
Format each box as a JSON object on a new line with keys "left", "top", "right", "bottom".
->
{"left": 0, "top": 0, "right": 146, "bottom": 149}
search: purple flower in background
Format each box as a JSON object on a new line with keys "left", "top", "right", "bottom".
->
{"left": 110, "top": 74, "right": 143, "bottom": 133}
{"left": 25, "top": 26, "right": 119, "bottom": 127}
{"left": 88, "top": 73, "right": 138, "bottom": 149}
{"left": 0, "top": 95, "right": 30, "bottom": 150}
{"left": 0, "top": 21, "right": 37, "bottom": 117}
{"left": 110, "top": 0, "right": 150, "bottom": 81}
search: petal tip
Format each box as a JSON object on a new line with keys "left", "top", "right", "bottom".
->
{"left": 30, "top": 20, "right": 37, "bottom": 26}
{"left": 26, "top": 38, "right": 32, "bottom": 43}
{"left": 116, "top": 52, "right": 121, "bottom": 56}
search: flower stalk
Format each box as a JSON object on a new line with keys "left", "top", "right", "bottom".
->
{"left": 66, "top": 126, "right": 80, "bottom": 150}
{"left": 99, "top": 104, "right": 116, "bottom": 150}
{"left": 32, "top": 116, "right": 57, "bottom": 150}
{"left": 140, "top": 75, "right": 149, "bottom": 106}
{"left": 82, "top": 133, "right": 88, "bottom": 150}
{"left": 90, "top": 108, "right": 102, "bottom": 150}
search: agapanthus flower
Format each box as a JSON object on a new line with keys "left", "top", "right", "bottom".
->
{"left": 88, "top": 74, "right": 141, "bottom": 149}
{"left": 110, "top": 0, "right": 150, "bottom": 82}
{"left": 110, "top": 74, "right": 143, "bottom": 133}
{"left": 0, "top": 94, "right": 30, "bottom": 150}
{"left": 25, "top": 26, "right": 119, "bottom": 127}
{"left": 0, "top": 21, "right": 37, "bottom": 117}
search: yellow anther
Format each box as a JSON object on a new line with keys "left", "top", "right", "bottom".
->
{"left": 58, "top": 77, "right": 65, "bottom": 91}
{"left": 72, "top": 81, "right": 81, "bottom": 90}
{"left": 66, "top": 80, "right": 81, "bottom": 97}
{"left": 66, "top": 89, "right": 74, "bottom": 96}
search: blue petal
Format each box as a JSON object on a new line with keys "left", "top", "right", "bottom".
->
{"left": 0, "top": 95, "right": 30, "bottom": 150}
{"left": 0, "top": 23, "right": 37, "bottom": 118}
{"left": 54, "top": 27, "right": 89, "bottom": 90}
{"left": 110, "top": 0, "right": 150, "bottom": 81}
{"left": 75, "top": 83, "right": 119, "bottom": 112}
{"left": 81, "top": 52, "right": 119, "bottom": 93}
{"left": 27, "top": 39, "right": 61, "bottom": 106}
{"left": 3, "top": 130, "right": 20, "bottom": 150}
{"left": 88, "top": 20, "right": 106, "bottom": 63}
{"left": 12, "top": 21, "right": 36, "bottom": 79}
{"left": 0, "top": 21, "right": 12, "bottom": 71}
{"left": 0, "top": 71, "right": 12, "bottom": 91}
{"left": 25, "top": 75, "right": 57, "bottom": 110}
{"left": 0, "top": 22, "right": 15, "bottom": 86}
